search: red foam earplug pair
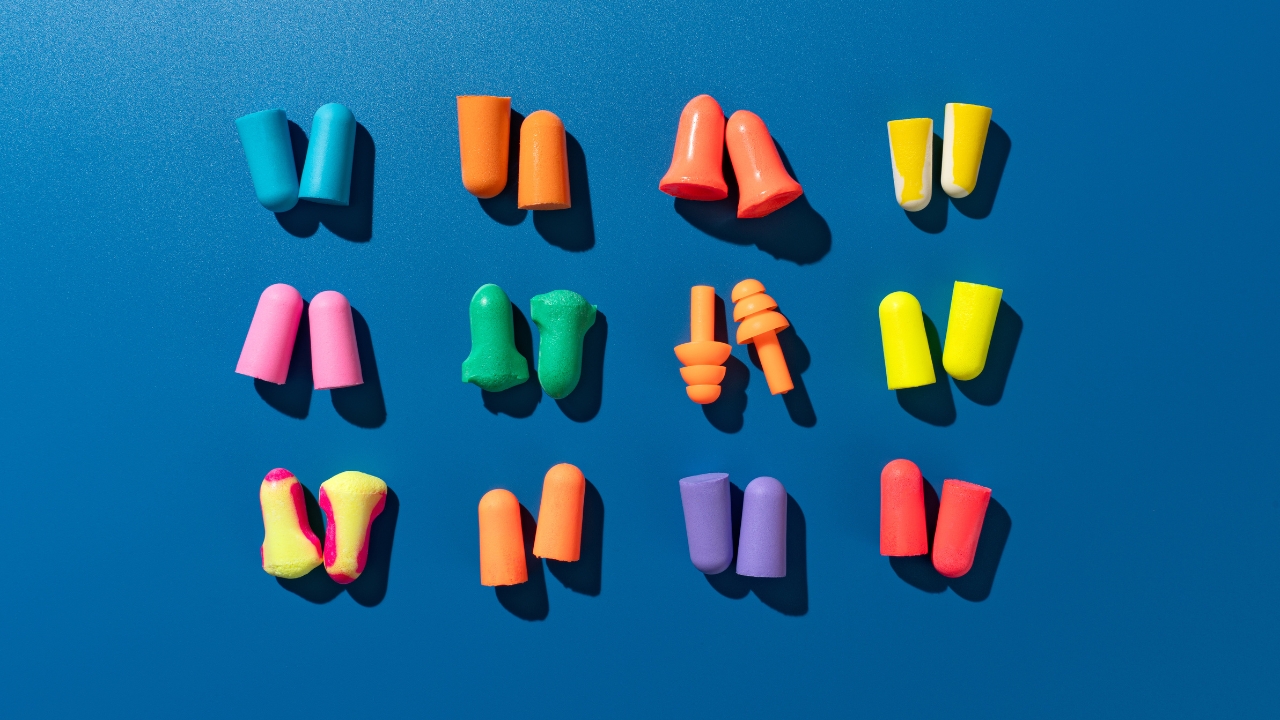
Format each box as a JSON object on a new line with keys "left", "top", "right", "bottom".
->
{"left": 880, "top": 459, "right": 992, "bottom": 578}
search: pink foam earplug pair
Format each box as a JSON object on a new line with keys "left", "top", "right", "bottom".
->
{"left": 880, "top": 459, "right": 993, "bottom": 578}
{"left": 236, "top": 284, "right": 364, "bottom": 389}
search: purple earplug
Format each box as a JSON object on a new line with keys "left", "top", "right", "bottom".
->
{"left": 679, "top": 473, "right": 734, "bottom": 574}
{"left": 736, "top": 476, "right": 787, "bottom": 578}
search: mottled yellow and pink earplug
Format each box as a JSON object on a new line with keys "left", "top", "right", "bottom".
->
{"left": 319, "top": 471, "right": 387, "bottom": 584}
{"left": 260, "top": 469, "right": 323, "bottom": 579}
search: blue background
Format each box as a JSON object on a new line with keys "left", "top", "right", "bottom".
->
{"left": 1, "top": 1, "right": 1276, "bottom": 716}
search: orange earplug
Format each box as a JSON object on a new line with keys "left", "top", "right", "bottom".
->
{"left": 674, "top": 285, "right": 732, "bottom": 404}
{"left": 732, "top": 279, "right": 793, "bottom": 395}
{"left": 659, "top": 95, "right": 729, "bottom": 201}
{"left": 456, "top": 95, "right": 511, "bottom": 198}
{"left": 478, "top": 489, "right": 527, "bottom": 586}
{"left": 724, "top": 110, "right": 803, "bottom": 219}
{"left": 532, "top": 463, "right": 586, "bottom": 562}
{"left": 518, "top": 110, "right": 571, "bottom": 210}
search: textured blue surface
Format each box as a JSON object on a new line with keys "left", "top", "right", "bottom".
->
{"left": 0, "top": 1, "right": 1276, "bottom": 717}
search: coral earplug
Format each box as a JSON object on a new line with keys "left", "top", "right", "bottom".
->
{"left": 674, "top": 285, "right": 731, "bottom": 404}
{"left": 318, "top": 471, "right": 387, "bottom": 584}
{"left": 880, "top": 460, "right": 928, "bottom": 557}
{"left": 732, "top": 279, "right": 793, "bottom": 395}
{"left": 259, "top": 469, "right": 323, "bottom": 579}
{"left": 479, "top": 489, "right": 527, "bottom": 586}
{"left": 932, "top": 479, "right": 991, "bottom": 578}
{"left": 725, "top": 111, "right": 803, "bottom": 218}
{"left": 659, "top": 95, "right": 729, "bottom": 201}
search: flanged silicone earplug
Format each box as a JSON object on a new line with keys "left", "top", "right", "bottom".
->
{"left": 887, "top": 118, "right": 934, "bottom": 211}
{"left": 675, "top": 285, "right": 732, "bottom": 404}
{"left": 732, "top": 279, "right": 793, "bottom": 395}
{"left": 479, "top": 489, "right": 527, "bottom": 586}
{"left": 236, "top": 283, "right": 304, "bottom": 385}
{"left": 725, "top": 110, "right": 803, "bottom": 218}
{"left": 235, "top": 109, "right": 299, "bottom": 212}
{"left": 942, "top": 103, "right": 992, "bottom": 198}
{"left": 878, "top": 291, "right": 935, "bottom": 390}
{"left": 299, "top": 103, "right": 357, "bottom": 206}
{"left": 530, "top": 290, "right": 597, "bottom": 399}
{"left": 737, "top": 476, "right": 787, "bottom": 578}
{"left": 942, "top": 281, "right": 1003, "bottom": 381}
{"left": 462, "top": 284, "right": 530, "bottom": 392}
{"left": 532, "top": 463, "right": 586, "bottom": 562}
{"left": 880, "top": 460, "right": 928, "bottom": 557}
{"left": 679, "top": 473, "right": 734, "bottom": 574}
{"left": 318, "top": 471, "right": 387, "bottom": 584}
{"left": 518, "top": 110, "right": 571, "bottom": 210}
{"left": 457, "top": 96, "right": 511, "bottom": 199}
{"left": 260, "top": 468, "right": 323, "bottom": 579}
{"left": 933, "top": 479, "right": 991, "bottom": 578}
{"left": 659, "top": 95, "right": 728, "bottom": 201}
{"left": 309, "top": 291, "right": 363, "bottom": 390}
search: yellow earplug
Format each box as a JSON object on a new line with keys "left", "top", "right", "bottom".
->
{"left": 942, "top": 281, "right": 1003, "bottom": 380}
{"left": 887, "top": 119, "right": 934, "bottom": 211}
{"left": 879, "top": 292, "right": 936, "bottom": 389}
{"left": 941, "top": 103, "right": 992, "bottom": 198}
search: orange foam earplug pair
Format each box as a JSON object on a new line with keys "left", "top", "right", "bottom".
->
{"left": 674, "top": 285, "right": 732, "bottom": 404}
{"left": 733, "top": 279, "right": 793, "bottom": 395}
{"left": 478, "top": 463, "right": 587, "bottom": 587}
{"left": 659, "top": 95, "right": 803, "bottom": 218}
{"left": 457, "top": 96, "right": 570, "bottom": 210}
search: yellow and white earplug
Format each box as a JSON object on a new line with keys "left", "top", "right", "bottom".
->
{"left": 887, "top": 118, "right": 933, "bottom": 212}
{"left": 941, "top": 103, "right": 993, "bottom": 199}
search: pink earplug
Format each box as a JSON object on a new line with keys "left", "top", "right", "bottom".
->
{"left": 236, "top": 283, "right": 304, "bottom": 384}
{"left": 309, "top": 291, "right": 363, "bottom": 390}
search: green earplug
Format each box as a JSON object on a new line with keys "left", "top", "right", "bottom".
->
{"left": 530, "top": 290, "right": 597, "bottom": 399}
{"left": 462, "top": 284, "right": 530, "bottom": 392}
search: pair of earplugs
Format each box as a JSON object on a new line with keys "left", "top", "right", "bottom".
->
{"left": 457, "top": 96, "right": 571, "bottom": 210}
{"left": 462, "top": 284, "right": 596, "bottom": 399}
{"left": 679, "top": 474, "right": 788, "bottom": 577}
{"left": 236, "top": 103, "right": 359, "bottom": 212}
{"left": 879, "top": 281, "right": 1003, "bottom": 389}
{"left": 881, "top": 460, "right": 991, "bottom": 578}
{"left": 259, "top": 468, "right": 387, "bottom": 583}
{"left": 237, "top": 284, "right": 364, "bottom": 390}
{"left": 478, "top": 464, "right": 587, "bottom": 586}
{"left": 660, "top": 95, "right": 804, "bottom": 219}
{"left": 887, "top": 103, "right": 992, "bottom": 211}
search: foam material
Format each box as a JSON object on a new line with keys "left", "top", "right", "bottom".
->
{"left": 299, "top": 103, "right": 357, "bottom": 206}
{"left": 674, "top": 285, "right": 731, "bottom": 404}
{"left": 530, "top": 289, "right": 597, "bottom": 399}
{"left": 235, "top": 109, "right": 299, "bottom": 212}
{"left": 933, "top": 479, "right": 992, "bottom": 578}
{"left": 880, "top": 459, "right": 928, "bottom": 557}
{"left": 878, "top": 291, "right": 936, "bottom": 390}
{"left": 518, "top": 110, "right": 570, "bottom": 210}
{"left": 259, "top": 468, "right": 323, "bottom": 579}
{"left": 462, "top": 284, "right": 530, "bottom": 392}
{"left": 478, "top": 489, "right": 527, "bottom": 586}
{"left": 942, "top": 281, "right": 1003, "bottom": 381}
{"left": 725, "top": 110, "right": 803, "bottom": 218}
{"left": 309, "top": 290, "right": 363, "bottom": 390}
{"left": 456, "top": 96, "right": 511, "bottom": 198}
{"left": 659, "top": 95, "right": 729, "bottom": 201}
{"left": 532, "top": 463, "right": 586, "bottom": 562}
{"left": 236, "top": 283, "right": 304, "bottom": 385}
{"left": 887, "top": 118, "right": 933, "bottom": 211}
{"left": 318, "top": 471, "right": 387, "bottom": 584}
{"left": 732, "top": 279, "right": 793, "bottom": 395}
{"left": 941, "top": 103, "right": 992, "bottom": 198}
{"left": 678, "top": 473, "right": 734, "bottom": 574}
{"left": 737, "top": 477, "right": 787, "bottom": 577}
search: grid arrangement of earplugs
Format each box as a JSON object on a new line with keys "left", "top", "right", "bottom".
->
{"left": 235, "top": 92, "right": 1003, "bottom": 594}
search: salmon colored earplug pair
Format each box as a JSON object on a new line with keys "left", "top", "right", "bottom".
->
{"left": 478, "top": 464, "right": 587, "bottom": 587}
{"left": 457, "top": 96, "right": 572, "bottom": 210}
{"left": 879, "top": 281, "right": 1004, "bottom": 389}
{"left": 887, "top": 103, "right": 993, "bottom": 211}
{"left": 259, "top": 468, "right": 387, "bottom": 583}
{"left": 881, "top": 460, "right": 992, "bottom": 578}
{"left": 660, "top": 95, "right": 803, "bottom": 219}
{"left": 236, "top": 283, "right": 364, "bottom": 390}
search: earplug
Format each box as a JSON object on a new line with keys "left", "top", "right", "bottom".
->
{"left": 737, "top": 477, "right": 787, "bottom": 578}
{"left": 456, "top": 95, "right": 511, "bottom": 199}
{"left": 679, "top": 472, "right": 734, "bottom": 574}
{"left": 887, "top": 118, "right": 934, "bottom": 211}
{"left": 675, "top": 285, "right": 732, "bottom": 404}
{"left": 725, "top": 110, "right": 803, "bottom": 218}
{"left": 299, "top": 103, "right": 357, "bottom": 206}
{"left": 462, "top": 284, "right": 530, "bottom": 392}
{"left": 532, "top": 463, "right": 586, "bottom": 562}
{"left": 732, "top": 279, "right": 793, "bottom": 395}
{"left": 942, "top": 281, "right": 1003, "bottom": 381}
{"left": 941, "top": 103, "right": 992, "bottom": 198}
{"left": 318, "top": 471, "right": 387, "bottom": 584}
{"left": 309, "top": 291, "right": 363, "bottom": 390}
{"left": 932, "top": 479, "right": 991, "bottom": 578}
{"left": 530, "top": 290, "right": 597, "bottom": 399}
{"left": 236, "top": 283, "right": 304, "bottom": 385}
{"left": 880, "top": 460, "right": 928, "bottom": 557}
{"left": 479, "top": 489, "right": 527, "bottom": 586}
{"left": 518, "top": 110, "right": 571, "bottom": 210}
{"left": 259, "top": 469, "right": 323, "bottom": 579}
{"left": 878, "top": 291, "right": 935, "bottom": 390}
{"left": 235, "top": 109, "right": 299, "bottom": 212}
{"left": 659, "top": 95, "right": 729, "bottom": 201}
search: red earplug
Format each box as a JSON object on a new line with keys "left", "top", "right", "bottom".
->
{"left": 880, "top": 459, "right": 928, "bottom": 556}
{"left": 932, "top": 479, "right": 991, "bottom": 578}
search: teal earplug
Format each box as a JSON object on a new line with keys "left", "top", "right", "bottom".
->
{"left": 235, "top": 109, "right": 299, "bottom": 212}
{"left": 530, "top": 290, "right": 597, "bottom": 399}
{"left": 462, "top": 284, "right": 530, "bottom": 392}
{"left": 299, "top": 103, "right": 357, "bottom": 206}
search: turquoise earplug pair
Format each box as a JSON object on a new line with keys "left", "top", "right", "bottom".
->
{"left": 462, "top": 284, "right": 597, "bottom": 399}
{"left": 235, "top": 103, "right": 358, "bottom": 212}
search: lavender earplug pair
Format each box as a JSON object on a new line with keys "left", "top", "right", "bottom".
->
{"left": 679, "top": 474, "right": 787, "bottom": 577}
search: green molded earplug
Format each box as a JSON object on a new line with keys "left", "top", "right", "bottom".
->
{"left": 530, "top": 290, "right": 597, "bottom": 399}
{"left": 462, "top": 284, "right": 530, "bottom": 392}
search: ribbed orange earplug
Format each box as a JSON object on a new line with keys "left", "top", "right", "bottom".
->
{"left": 674, "top": 286, "right": 732, "bottom": 404}
{"left": 732, "top": 279, "right": 793, "bottom": 395}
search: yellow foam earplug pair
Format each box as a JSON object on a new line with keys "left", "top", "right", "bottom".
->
{"left": 879, "top": 281, "right": 1003, "bottom": 389}
{"left": 887, "top": 103, "right": 992, "bottom": 211}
